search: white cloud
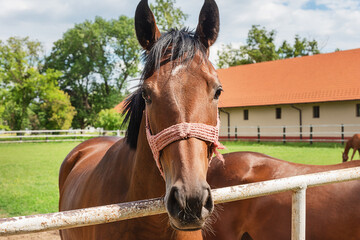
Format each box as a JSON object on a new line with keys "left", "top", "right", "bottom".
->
{"left": 0, "top": 0, "right": 359, "bottom": 57}
{"left": 211, "top": 0, "right": 360, "bottom": 53}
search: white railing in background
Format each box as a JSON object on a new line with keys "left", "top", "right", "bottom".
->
{"left": 0, "top": 129, "right": 126, "bottom": 143}
{"left": 1, "top": 167, "right": 360, "bottom": 240}
{"left": 220, "top": 123, "right": 360, "bottom": 143}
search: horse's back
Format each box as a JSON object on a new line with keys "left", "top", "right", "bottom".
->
{"left": 59, "top": 137, "right": 122, "bottom": 213}
{"left": 59, "top": 137, "right": 119, "bottom": 192}
{"left": 59, "top": 137, "right": 122, "bottom": 239}
{"left": 353, "top": 133, "right": 360, "bottom": 148}
{"left": 207, "top": 151, "right": 360, "bottom": 240}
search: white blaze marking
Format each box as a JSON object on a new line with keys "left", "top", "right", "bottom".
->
{"left": 171, "top": 64, "right": 186, "bottom": 76}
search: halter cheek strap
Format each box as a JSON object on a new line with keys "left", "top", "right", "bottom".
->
{"left": 145, "top": 108, "right": 225, "bottom": 178}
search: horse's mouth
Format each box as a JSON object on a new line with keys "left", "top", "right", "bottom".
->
{"left": 169, "top": 218, "right": 205, "bottom": 232}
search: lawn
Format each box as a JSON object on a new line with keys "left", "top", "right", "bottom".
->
{"left": 0, "top": 140, "right": 346, "bottom": 217}
{"left": 220, "top": 141, "right": 344, "bottom": 165}
{"left": 0, "top": 142, "right": 80, "bottom": 217}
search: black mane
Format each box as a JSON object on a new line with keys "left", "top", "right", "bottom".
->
{"left": 122, "top": 28, "right": 208, "bottom": 149}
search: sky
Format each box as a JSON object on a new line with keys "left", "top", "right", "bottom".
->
{"left": 1, "top": 0, "right": 360, "bottom": 63}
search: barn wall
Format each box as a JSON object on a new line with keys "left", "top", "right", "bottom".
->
{"left": 219, "top": 100, "right": 360, "bottom": 140}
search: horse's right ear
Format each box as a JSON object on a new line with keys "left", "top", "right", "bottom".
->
{"left": 135, "top": 0, "right": 161, "bottom": 51}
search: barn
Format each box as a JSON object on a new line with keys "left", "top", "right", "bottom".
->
{"left": 217, "top": 48, "right": 360, "bottom": 142}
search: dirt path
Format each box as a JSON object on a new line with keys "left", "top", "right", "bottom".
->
{"left": 0, "top": 231, "right": 60, "bottom": 240}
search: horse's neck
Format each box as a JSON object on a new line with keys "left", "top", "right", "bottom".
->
{"left": 344, "top": 139, "right": 353, "bottom": 154}
{"left": 127, "top": 117, "right": 165, "bottom": 201}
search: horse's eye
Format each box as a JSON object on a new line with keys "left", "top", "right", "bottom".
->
{"left": 142, "top": 89, "right": 151, "bottom": 104}
{"left": 214, "top": 87, "right": 223, "bottom": 100}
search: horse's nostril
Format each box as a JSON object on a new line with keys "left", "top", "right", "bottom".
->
{"left": 168, "top": 187, "right": 185, "bottom": 213}
{"left": 174, "top": 188, "right": 183, "bottom": 209}
{"left": 204, "top": 188, "right": 213, "bottom": 212}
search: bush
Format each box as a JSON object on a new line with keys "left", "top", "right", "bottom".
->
{"left": 94, "top": 109, "right": 126, "bottom": 130}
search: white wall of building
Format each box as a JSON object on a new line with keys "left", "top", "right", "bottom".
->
{"left": 219, "top": 100, "right": 360, "bottom": 140}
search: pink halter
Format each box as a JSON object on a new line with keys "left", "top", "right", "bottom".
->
{"left": 145, "top": 108, "right": 225, "bottom": 178}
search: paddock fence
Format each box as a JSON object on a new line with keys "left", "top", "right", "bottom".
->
{"left": 0, "top": 129, "right": 126, "bottom": 143}
{"left": 220, "top": 123, "right": 360, "bottom": 144}
{"left": 2, "top": 123, "right": 359, "bottom": 144}
{"left": 1, "top": 167, "right": 360, "bottom": 240}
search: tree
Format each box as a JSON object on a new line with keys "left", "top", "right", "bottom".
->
{"left": 94, "top": 109, "right": 126, "bottom": 130}
{"left": 217, "top": 25, "right": 321, "bottom": 68}
{"left": 34, "top": 88, "right": 76, "bottom": 130}
{"left": 150, "top": 0, "right": 188, "bottom": 32}
{"left": 0, "top": 37, "right": 74, "bottom": 130}
{"left": 0, "top": 99, "right": 9, "bottom": 130}
{"left": 277, "top": 35, "right": 320, "bottom": 59}
{"left": 45, "top": 16, "right": 141, "bottom": 128}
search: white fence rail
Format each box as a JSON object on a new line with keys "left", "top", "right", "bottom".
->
{"left": 1, "top": 167, "right": 360, "bottom": 239}
{"left": 0, "top": 129, "right": 126, "bottom": 143}
{"left": 220, "top": 123, "right": 360, "bottom": 143}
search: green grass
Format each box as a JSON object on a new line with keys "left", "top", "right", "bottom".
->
{"left": 0, "top": 140, "right": 346, "bottom": 218}
{"left": 220, "top": 141, "right": 344, "bottom": 165}
{"left": 0, "top": 142, "right": 80, "bottom": 217}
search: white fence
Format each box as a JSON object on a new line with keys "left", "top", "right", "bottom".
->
{"left": 0, "top": 129, "right": 126, "bottom": 143}
{"left": 220, "top": 123, "right": 360, "bottom": 143}
{"left": 1, "top": 167, "right": 360, "bottom": 240}
{"left": 3, "top": 123, "right": 359, "bottom": 144}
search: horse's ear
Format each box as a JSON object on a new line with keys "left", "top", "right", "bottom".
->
{"left": 195, "top": 0, "right": 220, "bottom": 49}
{"left": 135, "top": 0, "right": 161, "bottom": 51}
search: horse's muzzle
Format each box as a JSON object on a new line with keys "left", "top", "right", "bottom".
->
{"left": 165, "top": 184, "right": 214, "bottom": 230}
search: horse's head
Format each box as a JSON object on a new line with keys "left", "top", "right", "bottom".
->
{"left": 133, "top": 0, "right": 221, "bottom": 231}
{"left": 342, "top": 152, "right": 348, "bottom": 162}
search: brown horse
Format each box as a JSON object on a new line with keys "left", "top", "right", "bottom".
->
{"left": 59, "top": 0, "right": 221, "bottom": 239}
{"left": 343, "top": 133, "right": 360, "bottom": 162}
{"left": 206, "top": 151, "right": 360, "bottom": 240}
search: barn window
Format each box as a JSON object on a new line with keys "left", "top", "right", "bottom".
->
{"left": 244, "top": 109, "right": 249, "bottom": 120}
{"left": 357, "top": 104, "right": 360, "bottom": 117}
{"left": 276, "top": 108, "right": 281, "bottom": 119}
{"left": 313, "top": 106, "right": 320, "bottom": 118}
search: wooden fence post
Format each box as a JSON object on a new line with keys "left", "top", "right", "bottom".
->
{"left": 235, "top": 126, "right": 238, "bottom": 140}
{"left": 283, "top": 126, "right": 286, "bottom": 144}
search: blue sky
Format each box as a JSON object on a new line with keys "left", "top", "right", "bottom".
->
{"left": 0, "top": 0, "right": 359, "bottom": 63}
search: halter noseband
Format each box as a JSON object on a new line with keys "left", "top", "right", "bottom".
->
{"left": 145, "top": 108, "right": 225, "bottom": 178}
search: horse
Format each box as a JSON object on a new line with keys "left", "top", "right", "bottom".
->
{"left": 343, "top": 133, "right": 360, "bottom": 162}
{"left": 58, "top": 0, "right": 221, "bottom": 239}
{"left": 206, "top": 151, "right": 360, "bottom": 240}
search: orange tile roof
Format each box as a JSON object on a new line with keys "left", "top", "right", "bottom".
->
{"left": 217, "top": 48, "right": 360, "bottom": 108}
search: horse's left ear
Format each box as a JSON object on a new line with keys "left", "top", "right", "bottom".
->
{"left": 195, "top": 0, "right": 220, "bottom": 49}
{"left": 135, "top": 0, "right": 161, "bottom": 51}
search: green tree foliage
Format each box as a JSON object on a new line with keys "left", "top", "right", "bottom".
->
{"left": 94, "top": 109, "right": 126, "bottom": 130}
{"left": 217, "top": 25, "right": 321, "bottom": 68}
{"left": 45, "top": 16, "right": 141, "bottom": 128}
{"left": 277, "top": 35, "right": 320, "bottom": 59}
{"left": 150, "top": 0, "right": 188, "bottom": 32}
{"left": 0, "top": 75, "right": 9, "bottom": 130}
{"left": 35, "top": 89, "right": 76, "bottom": 130}
{"left": 0, "top": 37, "right": 75, "bottom": 130}
{"left": 0, "top": 104, "right": 9, "bottom": 130}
